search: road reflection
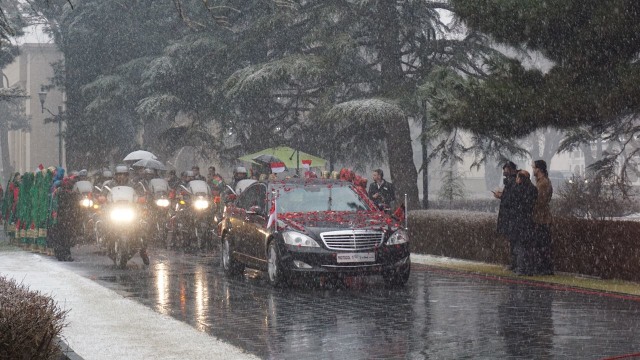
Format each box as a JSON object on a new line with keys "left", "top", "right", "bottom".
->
{"left": 499, "top": 284, "right": 554, "bottom": 358}
{"left": 74, "top": 245, "right": 640, "bottom": 359}
{"left": 155, "top": 262, "right": 170, "bottom": 315}
{"left": 194, "top": 263, "right": 209, "bottom": 331}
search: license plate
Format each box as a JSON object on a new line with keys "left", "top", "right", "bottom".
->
{"left": 336, "top": 252, "right": 375, "bottom": 263}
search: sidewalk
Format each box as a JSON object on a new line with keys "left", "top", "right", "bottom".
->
{"left": 2, "top": 246, "right": 640, "bottom": 360}
{"left": 0, "top": 247, "right": 259, "bottom": 360}
{"left": 411, "top": 253, "right": 640, "bottom": 297}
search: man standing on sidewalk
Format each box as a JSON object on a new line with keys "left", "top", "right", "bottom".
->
{"left": 494, "top": 161, "right": 518, "bottom": 270}
{"left": 532, "top": 160, "right": 554, "bottom": 275}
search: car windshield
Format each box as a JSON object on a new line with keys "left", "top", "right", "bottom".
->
{"left": 273, "top": 184, "right": 370, "bottom": 213}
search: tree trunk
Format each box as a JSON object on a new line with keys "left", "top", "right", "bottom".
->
{"left": 0, "top": 119, "right": 13, "bottom": 181}
{"left": 376, "top": 1, "right": 420, "bottom": 210}
{"left": 0, "top": 71, "right": 13, "bottom": 182}
{"left": 421, "top": 110, "right": 429, "bottom": 209}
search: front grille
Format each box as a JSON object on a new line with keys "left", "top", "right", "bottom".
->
{"left": 320, "top": 230, "right": 384, "bottom": 250}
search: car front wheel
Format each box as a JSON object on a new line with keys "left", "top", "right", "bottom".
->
{"left": 221, "top": 235, "right": 244, "bottom": 276}
{"left": 383, "top": 260, "right": 411, "bottom": 287}
{"left": 267, "top": 242, "right": 289, "bottom": 287}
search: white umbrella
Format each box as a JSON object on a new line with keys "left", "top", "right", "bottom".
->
{"left": 123, "top": 150, "right": 157, "bottom": 162}
{"left": 132, "top": 158, "right": 167, "bottom": 171}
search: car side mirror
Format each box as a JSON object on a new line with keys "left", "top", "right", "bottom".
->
{"left": 247, "top": 205, "right": 263, "bottom": 216}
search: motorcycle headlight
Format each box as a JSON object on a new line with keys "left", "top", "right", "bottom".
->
{"left": 110, "top": 207, "right": 136, "bottom": 223}
{"left": 155, "top": 198, "right": 170, "bottom": 207}
{"left": 80, "top": 198, "right": 94, "bottom": 208}
{"left": 387, "top": 229, "right": 408, "bottom": 245}
{"left": 283, "top": 231, "right": 320, "bottom": 247}
{"left": 194, "top": 199, "right": 209, "bottom": 210}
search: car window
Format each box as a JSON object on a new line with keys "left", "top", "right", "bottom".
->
{"left": 273, "top": 184, "right": 370, "bottom": 213}
{"left": 236, "top": 185, "right": 255, "bottom": 210}
{"left": 256, "top": 185, "right": 267, "bottom": 213}
{"left": 237, "top": 184, "right": 264, "bottom": 211}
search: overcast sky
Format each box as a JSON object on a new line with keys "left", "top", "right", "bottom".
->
{"left": 15, "top": 25, "right": 52, "bottom": 45}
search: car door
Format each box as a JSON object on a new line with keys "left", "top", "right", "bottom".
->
{"left": 230, "top": 187, "right": 252, "bottom": 258}
{"left": 242, "top": 184, "right": 269, "bottom": 263}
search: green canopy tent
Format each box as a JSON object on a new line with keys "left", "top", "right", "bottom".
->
{"left": 238, "top": 146, "right": 327, "bottom": 175}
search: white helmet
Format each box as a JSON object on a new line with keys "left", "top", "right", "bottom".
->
{"left": 115, "top": 165, "right": 129, "bottom": 174}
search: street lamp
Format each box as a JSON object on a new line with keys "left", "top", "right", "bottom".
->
{"left": 37, "top": 86, "right": 64, "bottom": 166}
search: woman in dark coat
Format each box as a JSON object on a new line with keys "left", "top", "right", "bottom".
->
{"left": 49, "top": 177, "right": 81, "bottom": 261}
{"left": 511, "top": 170, "right": 538, "bottom": 275}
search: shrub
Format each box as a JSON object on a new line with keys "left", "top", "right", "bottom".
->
{"left": 427, "top": 199, "right": 499, "bottom": 213}
{"left": 408, "top": 209, "right": 640, "bottom": 282}
{"left": 409, "top": 210, "right": 508, "bottom": 263}
{"left": 553, "top": 175, "right": 640, "bottom": 219}
{"left": 0, "top": 275, "right": 68, "bottom": 360}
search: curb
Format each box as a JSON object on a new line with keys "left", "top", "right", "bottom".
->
{"left": 56, "top": 337, "right": 84, "bottom": 360}
{"left": 410, "top": 254, "right": 640, "bottom": 299}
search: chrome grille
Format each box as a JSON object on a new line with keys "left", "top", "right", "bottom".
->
{"left": 320, "top": 230, "right": 384, "bottom": 250}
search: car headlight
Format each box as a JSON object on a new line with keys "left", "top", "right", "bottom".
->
{"left": 283, "top": 231, "right": 320, "bottom": 247}
{"left": 155, "top": 198, "right": 170, "bottom": 207}
{"left": 80, "top": 198, "right": 94, "bottom": 208}
{"left": 387, "top": 229, "right": 408, "bottom": 245}
{"left": 110, "top": 207, "right": 136, "bottom": 223}
{"left": 193, "top": 199, "right": 209, "bottom": 210}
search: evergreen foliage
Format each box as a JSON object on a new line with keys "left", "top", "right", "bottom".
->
{"left": 444, "top": 1, "right": 640, "bottom": 185}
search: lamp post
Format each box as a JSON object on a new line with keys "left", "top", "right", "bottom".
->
{"left": 37, "top": 87, "right": 63, "bottom": 166}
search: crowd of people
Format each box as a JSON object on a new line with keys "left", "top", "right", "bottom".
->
{"left": 2, "top": 156, "right": 553, "bottom": 272}
{"left": 494, "top": 160, "right": 554, "bottom": 276}
{"left": 0, "top": 157, "right": 408, "bottom": 261}
{"left": 0, "top": 165, "right": 81, "bottom": 261}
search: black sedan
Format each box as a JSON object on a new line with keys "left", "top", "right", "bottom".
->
{"left": 218, "top": 179, "right": 410, "bottom": 286}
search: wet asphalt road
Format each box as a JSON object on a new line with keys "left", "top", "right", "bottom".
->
{"left": 63, "top": 244, "right": 640, "bottom": 359}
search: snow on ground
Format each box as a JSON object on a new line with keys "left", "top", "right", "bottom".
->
{"left": 0, "top": 251, "right": 258, "bottom": 360}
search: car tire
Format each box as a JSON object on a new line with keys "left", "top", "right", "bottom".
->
{"left": 383, "top": 260, "right": 410, "bottom": 286}
{"left": 114, "top": 239, "right": 128, "bottom": 269}
{"left": 221, "top": 235, "right": 244, "bottom": 276}
{"left": 140, "top": 247, "right": 150, "bottom": 265}
{"left": 267, "top": 242, "right": 289, "bottom": 287}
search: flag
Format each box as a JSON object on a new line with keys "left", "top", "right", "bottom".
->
{"left": 266, "top": 194, "right": 277, "bottom": 229}
{"left": 301, "top": 159, "right": 312, "bottom": 170}
{"left": 270, "top": 162, "right": 286, "bottom": 173}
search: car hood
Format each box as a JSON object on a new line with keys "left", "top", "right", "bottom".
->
{"left": 278, "top": 210, "right": 401, "bottom": 234}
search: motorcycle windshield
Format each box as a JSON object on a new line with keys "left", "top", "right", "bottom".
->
{"left": 108, "top": 186, "right": 137, "bottom": 203}
{"left": 188, "top": 180, "right": 210, "bottom": 196}
{"left": 73, "top": 180, "right": 93, "bottom": 194}
{"left": 149, "top": 178, "right": 169, "bottom": 193}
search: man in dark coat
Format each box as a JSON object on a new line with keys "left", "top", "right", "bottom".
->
{"left": 494, "top": 161, "right": 519, "bottom": 270}
{"left": 368, "top": 169, "right": 395, "bottom": 210}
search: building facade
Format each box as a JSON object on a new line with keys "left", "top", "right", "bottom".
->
{"left": 2, "top": 43, "right": 65, "bottom": 175}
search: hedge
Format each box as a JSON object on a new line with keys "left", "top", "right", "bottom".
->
{"left": 408, "top": 210, "right": 640, "bottom": 282}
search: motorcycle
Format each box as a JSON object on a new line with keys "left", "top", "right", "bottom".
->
{"left": 146, "top": 178, "right": 171, "bottom": 248}
{"left": 170, "top": 180, "right": 215, "bottom": 251}
{"left": 95, "top": 185, "right": 149, "bottom": 268}
{"left": 72, "top": 180, "right": 99, "bottom": 245}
